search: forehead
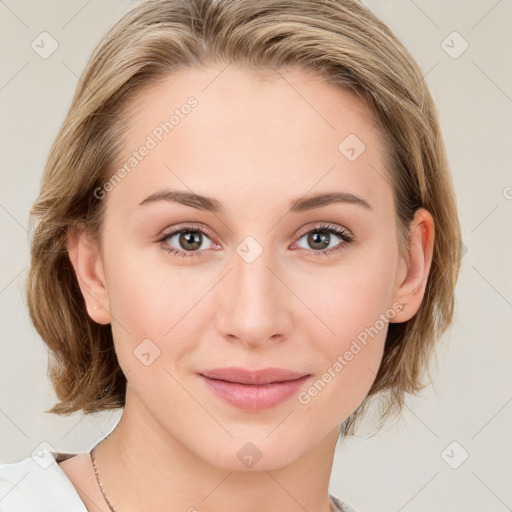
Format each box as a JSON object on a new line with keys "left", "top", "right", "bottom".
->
{"left": 109, "top": 64, "right": 392, "bottom": 216}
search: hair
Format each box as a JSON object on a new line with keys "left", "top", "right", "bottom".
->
{"left": 25, "top": 0, "right": 462, "bottom": 437}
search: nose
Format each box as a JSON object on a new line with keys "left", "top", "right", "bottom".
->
{"left": 216, "top": 243, "right": 293, "bottom": 348}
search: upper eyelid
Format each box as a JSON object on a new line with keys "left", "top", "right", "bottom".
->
{"left": 295, "top": 222, "right": 352, "bottom": 238}
{"left": 159, "top": 222, "right": 216, "bottom": 239}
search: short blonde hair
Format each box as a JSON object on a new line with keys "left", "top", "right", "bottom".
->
{"left": 25, "top": 0, "right": 462, "bottom": 436}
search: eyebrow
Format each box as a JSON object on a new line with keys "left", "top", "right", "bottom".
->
{"left": 138, "top": 189, "right": 371, "bottom": 212}
{"left": 139, "top": 190, "right": 223, "bottom": 212}
{"left": 289, "top": 191, "right": 371, "bottom": 212}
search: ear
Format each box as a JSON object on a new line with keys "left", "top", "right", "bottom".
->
{"left": 66, "top": 224, "right": 111, "bottom": 325}
{"left": 390, "top": 208, "right": 435, "bottom": 323}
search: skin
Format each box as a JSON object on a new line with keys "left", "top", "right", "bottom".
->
{"left": 63, "top": 64, "right": 434, "bottom": 512}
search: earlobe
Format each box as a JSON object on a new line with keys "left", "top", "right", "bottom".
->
{"left": 66, "top": 224, "right": 111, "bottom": 325}
{"left": 390, "top": 208, "right": 435, "bottom": 323}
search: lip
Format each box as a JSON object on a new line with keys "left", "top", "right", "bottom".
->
{"left": 199, "top": 367, "right": 308, "bottom": 385}
{"left": 198, "top": 367, "right": 311, "bottom": 410}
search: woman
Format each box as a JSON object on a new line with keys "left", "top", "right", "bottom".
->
{"left": 0, "top": 0, "right": 461, "bottom": 511}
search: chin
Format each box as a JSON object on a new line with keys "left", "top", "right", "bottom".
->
{"left": 197, "top": 432, "right": 311, "bottom": 473}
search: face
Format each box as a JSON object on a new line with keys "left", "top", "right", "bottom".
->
{"left": 71, "top": 64, "right": 431, "bottom": 472}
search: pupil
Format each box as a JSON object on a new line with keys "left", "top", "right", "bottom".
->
{"left": 180, "top": 231, "right": 201, "bottom": 250}
{"left": 309, "top": 231, "right": 329, "bottom": 249}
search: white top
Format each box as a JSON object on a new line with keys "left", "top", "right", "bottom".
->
{"left": 0, "top": 449, "right": 360, "bottom": 512}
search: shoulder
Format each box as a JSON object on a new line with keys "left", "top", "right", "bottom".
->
{"left": 329, "top": 492, "right": 363, "bottom": 512}
{"left": 0, "top": 448, "right": 87, "bottom": 512}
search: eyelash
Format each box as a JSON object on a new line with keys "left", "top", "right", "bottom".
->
{"left": 157, "top": 223, "right": 354, "bottom": 259}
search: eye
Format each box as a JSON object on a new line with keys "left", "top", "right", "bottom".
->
{"left": 157, "top": 224, "right": 217, "bottom": 258}
{"left": 293, "top": 223, "right": 354, "bottom": 257}
{"left": 157, "top": 222, "right": 354, "bottom": 259}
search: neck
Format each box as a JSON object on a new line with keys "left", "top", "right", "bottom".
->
{"left": 92, "top": 385, "right": 340, "bottom": 512}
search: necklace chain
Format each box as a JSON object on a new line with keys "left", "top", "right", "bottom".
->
{"left": 90, "top": 444, "right": 118, "bottom": 512}
{"left": 90, "top": 441, "right": 338, "bottom": 512}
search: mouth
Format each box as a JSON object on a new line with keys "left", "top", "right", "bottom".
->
{"left": 198, "top": 366, "right": 309, "bottom": 385}
{"left": 198, "top": 367, "right": 312, "bottom": 410}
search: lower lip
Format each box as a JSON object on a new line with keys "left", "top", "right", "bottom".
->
{"left": 200, "top": 374, "right": 311, "bottom": 411}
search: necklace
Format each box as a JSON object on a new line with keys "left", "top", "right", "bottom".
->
{"left": 90, "top": 443, "right": 337, "bottom": 512}
{"left": 90, "top": 445, "right": 118, "bottom": 512}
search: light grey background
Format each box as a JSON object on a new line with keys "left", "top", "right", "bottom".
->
{"left": 1, "top": 1, "right": 511, "bottom": 511}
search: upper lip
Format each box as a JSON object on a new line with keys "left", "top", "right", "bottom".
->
{"left": 199, "top": 367, "right": 309, "bottom": 385}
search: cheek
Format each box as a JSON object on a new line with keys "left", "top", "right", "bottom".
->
{"left": 296, "top": 253, "right": 396, "bottom": 346}
{"left": 291, "top": 249, "right": 395, "bottom": 414}
{"left": 104, "top": 242, "right": 211, "bottom": 336}
{"left": 297, "top": 307, "right": 387, "bottom": 421}
{"left": 105, "top": 253, "right": 222, "bottom": 394}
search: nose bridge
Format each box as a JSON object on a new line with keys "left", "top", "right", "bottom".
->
{"left": 235, "top": 243, "right": 275, "bottom": 302}
{"left": 216, "top": 237, "right": 292, "bottom": 344}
